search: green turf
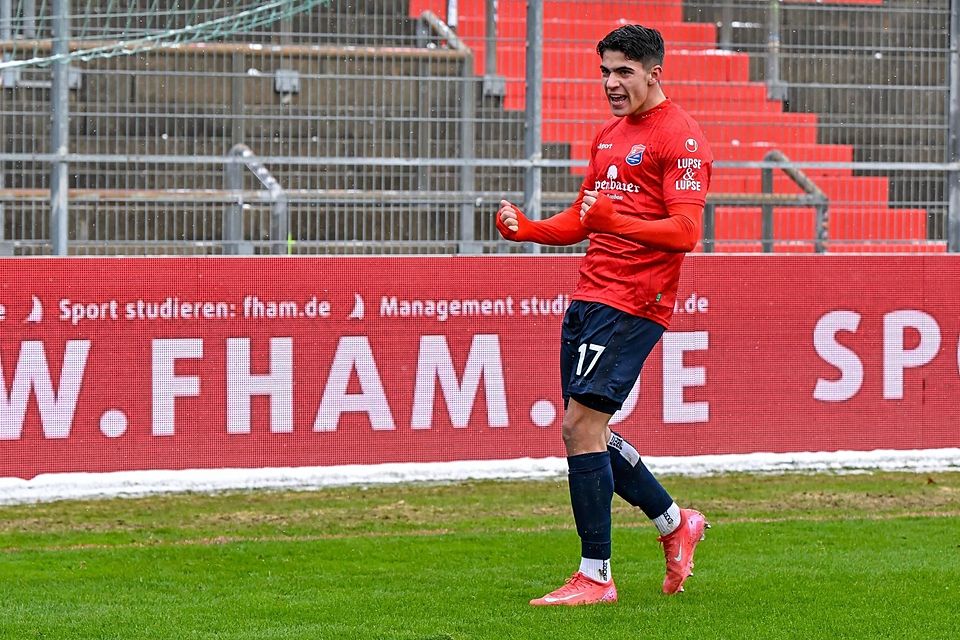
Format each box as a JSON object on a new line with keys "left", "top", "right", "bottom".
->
{"left": 1, "top": 472, "right": 958, "bottom": 639}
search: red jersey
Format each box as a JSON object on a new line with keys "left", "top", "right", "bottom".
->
{"left": 572, "top": 99, "right": 713, "bottom": 328}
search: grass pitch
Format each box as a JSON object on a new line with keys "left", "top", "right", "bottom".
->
{"left": 1, "top": 471, "right": 958, "bottom": 639}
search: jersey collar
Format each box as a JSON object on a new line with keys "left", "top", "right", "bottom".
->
{"left": 624, "top": 99, "right": 671, "bottom": 124}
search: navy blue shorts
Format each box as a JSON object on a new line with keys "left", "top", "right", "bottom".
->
{"left": 560, "top": 300, "right": 665, "bottom": 415}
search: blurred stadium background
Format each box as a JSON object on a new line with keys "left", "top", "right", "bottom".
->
{"left": 0, "top": 0, "right": 957, "bottom": 256}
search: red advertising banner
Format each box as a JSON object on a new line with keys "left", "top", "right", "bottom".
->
{"left": 1, "top": 256, "right": 958, "bottom": 480}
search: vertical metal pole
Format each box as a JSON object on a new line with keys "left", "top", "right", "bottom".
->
{"left": 481, "top": 0, "right": 506, "bottom": 97}
{"left": 458, "top": 52, "right": 478, "bottom": 253}
{"left": 447, "top": 0, "right": 458, "bottom": 31}
{"left": 523, "top": 0, "right": 543, "bottom": 254}
{"left": 719, "top": 3, "right": 734, "bottom": 51}
{"left": 279, "top": 14, "right": 292, "bottom": 45}
{"left": 0, "top": 0, "right": 9, "bottom": 253}
{"left": 703, "top": 202, "right": 717, "bottom": 253}
{"left": 815, "top": 202, "right": 828, "bottom": 254}
{"left": 485, "top": 0, "right": 496, "bottom": 76}
{"left": 50, "top": 0, "right": 70, "bottom": 255}
{"left": 1, "top": 1, "right": 11, "bottom": 40}
{"left": 225, "top": 146, "right": 244, "bottom": 255}
{"left": 231, "top": 51, "right": 245, "bottom": 145}
{"left": 702, "top": 203, "right": 715, "bottom": 253}
{"left": 23, "top": 0, "right": 35, "bottom": 37}
{"left": 416, "top": 19, "right": 431, "bottom": 196}
{"left": 761, "top": 167, "right": 774, "bottom": 253}
{"left": 270, "top": 195, "right": 289, "bottom": 256}
{"left": 766, "top": 0, "right": 787, "bottom": 101}
{"left": 949, "top": 0, "right": 960, "bottom": 252}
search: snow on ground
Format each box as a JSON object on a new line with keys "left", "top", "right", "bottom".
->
{"left": 2, "top": 448, "right": 958, "bottom": 505}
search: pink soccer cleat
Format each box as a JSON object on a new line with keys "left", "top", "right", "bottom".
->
{"left": 529, "top": 572, "right": 618, "bottom": 606}
{"left": 658, "top": 508, "right": 709, "bottom": 594}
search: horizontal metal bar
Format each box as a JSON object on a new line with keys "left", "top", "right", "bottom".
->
{"left": 0, "top": 153, "right": 957, "bottom": 172}
{"left": 0, "top": 39, "right": 470, "bottom": 60}
{"left": 0, "top": 188, "right": 834, "bottom": 208}
{"left": 546, "top": 78, "right": 950, "bottom": 92}
{"left": 716, "top": 161, "right": 960, "bottom": 172}
{"left": 0, "top": 188, "right": 270, "bottom": 202}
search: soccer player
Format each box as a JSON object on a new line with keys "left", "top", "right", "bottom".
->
{"left": 495, "top": 24, "right": 713, "bottom": 606}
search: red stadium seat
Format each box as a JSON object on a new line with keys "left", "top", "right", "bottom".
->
{"left": 409, "top": 0, "right": 926, "bottom": 250}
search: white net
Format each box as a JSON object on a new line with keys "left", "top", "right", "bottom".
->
{"left": 0, "top": 0, "right": 328, "bottom": 69}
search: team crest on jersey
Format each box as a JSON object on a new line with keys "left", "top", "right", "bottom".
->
{"left": 625, "top": 144, "right": 646, "bottom": 166}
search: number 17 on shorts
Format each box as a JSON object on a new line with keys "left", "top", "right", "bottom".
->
{"left": 560, "top": 301, "right": 665, "bottom": 413}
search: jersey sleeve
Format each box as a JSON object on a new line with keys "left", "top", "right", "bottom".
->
{"left": 583, "top": 127, "right": 604, "bottom": 192}
{"left": 660, "top": 128, "right": 712, "bottom": 207}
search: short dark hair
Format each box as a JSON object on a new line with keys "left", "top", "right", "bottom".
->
{"left": 597, "top": 25, "right": 665, "bottom": 69}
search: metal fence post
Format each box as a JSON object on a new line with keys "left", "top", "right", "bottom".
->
{"left": 271, "top": 194, "right": 289, "bottom": 256}
{"left": 703, "top": 203, "right": 715, "bottom": 253}
{"left": 22, "top": 0, "right": 35, "bottom": 37}
{"left": 50, "top": 0, "right": 70, "bottom": 255}
{"left": 416, "top": 18, "right": 432, "bottom": 196}
{"left": 719, "top": 3, "right": 734, "bottom": 51}
{"left": 766, "top": 0, "right": 787, "bottom": 101}
{"left": 0, "top": 1, "right": 7, "bottom": 255}
{"left": 458, "top": 51, "right": 478, "bottom": 253}
{"left": 761, "top": 165, "right": 774, "bottom": 253}
{"left": 446, "top": 0, "right": 458, "bottom": 31}
{"left": 949, "top": 0, "right": 960, "bottom": 252}
{"left": 0, "top": 1, "right": 11, "bottom": 44}
{"left": 231, "top": 52, "right": 245, "bottom": 146}
{"left": 523, "top": 0, "right": 543, "bottom": 254}
{"left": 482, "top": 0, "right": 505, "bottom": 97}
{"left": 226, "top": 144, "right": 287, "bottom": 255}
{"left": 225, "top": 149, "right": 245, "bottom": 255}
{"left": 815, "top": 203, "right": 828, "bottom": 254}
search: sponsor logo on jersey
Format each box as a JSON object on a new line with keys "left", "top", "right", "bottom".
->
{"left": 678, "top": 158, "right": 702, "bottom": 170}
{"left": 597, "top": 164, "right": 641, "bottom": 193}
{"left": 675, "top": 166, "right": 702, "bottom": 191}
{"left": 625, "top": 143, "right": 645, "bottom": 166}
{"left": 597, "top": 143, "right": 613, "bottom": 150}
{"left": 684, "top": 138, "right": 699, "bottom": 153}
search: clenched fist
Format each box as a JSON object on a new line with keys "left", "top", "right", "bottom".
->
{"left": 498, "top": 200, "right": 521, "bottom": 234}
{"left": 580, "top": 190, "right": 599, "bottom": 218}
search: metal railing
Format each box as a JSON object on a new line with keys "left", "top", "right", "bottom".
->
{"left": 703, "top": 151, "right": 829, "bottom": 253}
{"left": 0, "top": 0, "right": 955, "bottom": 254}
{"left": 225, "top": 144, "right": 288, "bottom": 255}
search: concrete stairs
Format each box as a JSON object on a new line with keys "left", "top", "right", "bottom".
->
{"left": 682, "top": 0, "right": 950, "bottom": 231}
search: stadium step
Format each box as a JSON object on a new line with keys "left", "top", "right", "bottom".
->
{"left": 556, "top": 121, "right": 820, "bottom": 155}
{"left": 707, "top": 142, "right": 854, "bottom": 164}
{"left": 704, "top": 242, "right": 946, "bottom": 254}
{"left": 467, "top": 44, "right": 751, "bottom": 82}
{"left": 455, "top": 18, "right": 717, "bottom": 47}
{"left": 530, "top": 82, "right": 780, "bottom": 111}
{"left": 710, "top": 205, "right": 927, "bottom": 242}
{"left": 710, "top": 175, "right": 890, "bottom": 202}
{"left": 409, "top": 0, "right": 686, "bottom": 24}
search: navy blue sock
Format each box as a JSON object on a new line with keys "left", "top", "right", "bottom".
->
{"left": 607, "top": 431, "right": 673, "bottom": 519}
{"left": 567, "top": 451, "right": 614, "bottom": 560}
